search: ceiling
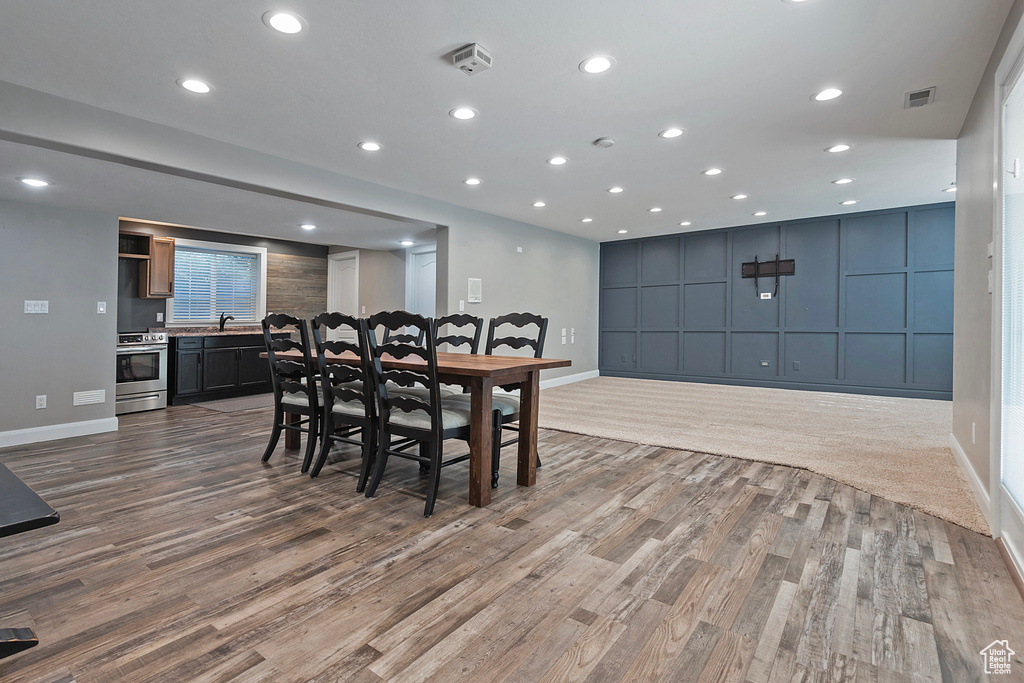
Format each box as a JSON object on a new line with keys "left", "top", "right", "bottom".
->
{"left": 0, "top": 0, "right": 1013, "bottom": 245}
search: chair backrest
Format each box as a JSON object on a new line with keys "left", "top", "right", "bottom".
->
{"left": 367, "top": 311, "right": 439, "bottom": 433}
{"left": 262, "top": 313, "right": 317, "bottom": 406}
{"left": 382, "top": 327, "right": 426, "bottom": 345}
{"left": 311, "top": 312, "right": 372, "bottom": 417}
{"left": 435, "top": 313, "right": 483, "bottom": 354}
{"left": 485, "top": 312, "right": 548, "bottom": 358}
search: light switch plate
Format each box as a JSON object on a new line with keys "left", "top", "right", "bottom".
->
{"left": 459, "top": 300, "right": 465, "bottom": 312}
{"left": 516, "top": 246, "right": 523, "bottom": 253}
{"left": 97, "top": 301, "right": 106, "bottom": 314}
{"left": 156, "top": 312, "right": 164, "bottom": 322}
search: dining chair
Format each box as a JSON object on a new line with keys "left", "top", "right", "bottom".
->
{"left": 480, "top": 312, "right": 549, "bottom": 487}
{"left": 363, "top": 310, "right": 474, "bottom": 517}
{"left": 309, "top": 313, "right": 377, "bottom": 490}
{"left": 260, "top": 313, "right": 320, "bottom": 472}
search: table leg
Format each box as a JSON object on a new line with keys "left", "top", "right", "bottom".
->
{"left": 285, "top": 412, "right": 301, "bottom": 450}
{"left": 517, "top": 371, "right": 540, "bottom": 487}
{"left": 469, "top": 376, "right": 493, "bottom": 507}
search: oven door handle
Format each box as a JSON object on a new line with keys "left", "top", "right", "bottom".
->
{"left": 116, "top": 346, "right": 168, "bottom": 354}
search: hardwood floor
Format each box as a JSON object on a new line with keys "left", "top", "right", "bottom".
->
{"left": 0, "top": 404, "right": 1021, "bottom": 682}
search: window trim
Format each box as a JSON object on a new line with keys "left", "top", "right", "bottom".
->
{"left": 164, "top": 238, "right": 268, "bottom": 326}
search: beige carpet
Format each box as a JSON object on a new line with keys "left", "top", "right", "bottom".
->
{"left": 538, "top": 376, "right": 989, "bottom": 535}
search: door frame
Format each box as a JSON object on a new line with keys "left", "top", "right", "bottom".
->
{"left": 990, "top": 14, "right": 1024, "bottom": 581}
{"left": 405, "top": 244, "right": 437, "bottom": 317}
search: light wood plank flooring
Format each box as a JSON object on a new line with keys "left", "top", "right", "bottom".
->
{"left": 0, "top": 404, "right": 1022, "bottom": 682}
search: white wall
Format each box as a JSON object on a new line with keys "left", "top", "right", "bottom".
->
{"left": 0, "top": 198, "right": 118, "bottom": 445}
{"left": 954, "top": 0, "right": 1024, "bottom": 515}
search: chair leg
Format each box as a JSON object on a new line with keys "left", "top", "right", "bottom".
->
{"left": 300, "top": 411, "right": 319, "bottom": 474}
{"left": 365, "top": 428, "right": 390, "bottom": 498}
{"left": 491, "top": 412, "right": 502, "bottom": 489}
{"left": 261, "top": 407, "right": 284, "bottom": 462}
{"left": 356, "top": 424, "right": 376, "bottom": 493}
{"left": 418, "top": 442, "right": 430, "bottom": 474}
{"left": 424, "top": 440, "right": 443, "bottom": 517}
{"left": 309, "top": 412, "right": 334, "bottom": 478}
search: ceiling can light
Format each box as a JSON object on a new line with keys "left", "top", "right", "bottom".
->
{"left": 579, "top": 56, "right": 615, "bottom": 74}
{"left": 581, "top": 217, "right": 593, "bottom": 223}
{"left": 449, "top": 107, "right": 478, "bottom": 120}
{"left": 833, "top": 178, "right": 854, "bottom": 185}
{"left": 618, "top": 230, "right": 628, "bottom": 234}
{"left": 680, "top": 221, "right": 692, "bottom": 226}
{"left": 659, "top": 128, "right": 684, "bottom": 139}
{"left": 400, "top": 240, "right": 415, "bottom": 246}
{"left": 944, "top": 183, "right": 957, "bottom": 193}
{"left": 813, "top": 88, "right": 843, "bottom": 102}
{"left": 753, "top": 211, "right": 768, "bottom": 217}
{"left": 300, "top": 223, "right": 316, "bottom": 230}
{"left": 358, "top": 141, "right": 381, "bottom": 151}
{"left": 533, "top": 201, "right": 546, "bottom": 207}
{"left": 703, "top": 168, "right": 723, "bottom": 176}
{"left": 547, "top": 156, "right": 568, "bottom": 165}
{"left": 177, "top": 78, "right": 212, "bottom": 94}
{"left": 841, "top": 200, "right": 858, "bottom": 205}
{"left": 649, "top": 207, "right": 662, "bottom": 213}
{"left": 18, "top": 177, "right": 50, "bottom": 187}
{"left": 464, "top": 177, "right": 481, "bottom": 185}
{"left": 608, "top": 186, "right": 624, "bottom": 194}
{"left": 731, "top": 194, "right": 749, "bottom": 200}
{"left": 826, "top": 143, "right": 851, "bottom": 153}
{"left": 262, "top": 10, "right": 306, "bottom": 34}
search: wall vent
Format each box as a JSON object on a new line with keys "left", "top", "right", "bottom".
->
{"left": 904, "top": 87, "right": 936, "bottom": 109}
{"left": 73, "top": 389, "right": 106, "bottom": 406}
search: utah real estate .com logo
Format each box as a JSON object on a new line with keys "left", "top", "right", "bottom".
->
{"left": 980, "top": 640, "right": 1015, "bottom": 675}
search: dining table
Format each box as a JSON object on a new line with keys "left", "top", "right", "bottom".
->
{"left": 271, "top": 349, "right": 570, "bottom": 508}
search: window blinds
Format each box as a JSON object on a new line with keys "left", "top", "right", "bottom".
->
{"left": 172, "top": 247, "right": 259, "bottom": 322}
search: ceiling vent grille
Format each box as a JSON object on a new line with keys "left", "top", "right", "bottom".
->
{"left": 904, "top": 87, "right": 936, "bottom": 109}
{"left": 452, "top": 43, "right": 492, "bottom": 75}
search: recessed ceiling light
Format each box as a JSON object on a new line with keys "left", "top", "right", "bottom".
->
{"left": 826, "top": 144, "right": 851, "bottom": 153}
{"left": 608, "top": 186, "right": 624, "bottom": 194}
{"left": 18, "top": 177, "right": 50, "bottom": 187}
{"left": 533, "top": 201, "right": 546, "bottom": 207}
{"left": 944, "top": 183, "right": 957, "bottom": 193}
{"left": 703, "top": 168, "right": 723, "bottom": 176}
{"left": 464, "top": 177, "right": 481, "bottom": 185}
{"left": 300, "top": 223, "right": 316, "bottom": 230}
{"left": 731, "top": 194, "right": 749, "bottom": 200}
{"left": 753, "top": 211, "right": 768, "bottom": 217}
{"left": 649, "top": 207, "right": 662, "bottom": 213}
{"left": 358, "top": 141, "right": 381, "bottom": 151}
{"left": 547, "top": 156, "right": 568, "bottom": 166}
{"left": 177, "top": 78, "right": 212, "bottom": 94}
{"left": 833, "top": 178, "right": 854, "bottom": 185}
{"left": 579, "top": 56, "right": 615, "bottom": 74}
{"left": 841, "top": 200, "right": 858, "bottom": 205}
{"left": 660, "top": 128, "right": 685, "bottom": 139}
{"left": 680, "top": 221, "right": 692, "bottom": 226}
{"left": 783, "top": 0, "right": 811, "bottom": 3}
{"left": 618, "top": 230, "right": 628, "bottom": 234}
{"left": 262, "top": 10, "right": 306, "bottom": 34}
{"left": 581, "top": 218, "right": 593, "bottom": 223}
{"left": 813, "top": 88, "right": 843, "bottom": 102}
{"left": 400, "top": 240, "right": 415, "bottom": 246}
{"left": 449, "top": 107, "right": 477, "bottom": 120}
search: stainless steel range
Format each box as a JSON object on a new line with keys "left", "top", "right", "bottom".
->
{"left": 115, "top": 332, "right": 168, "bottom": 414}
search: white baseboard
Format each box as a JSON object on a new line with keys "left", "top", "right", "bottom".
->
{"left": 540, "top": 369, "right": 599, "bottom": 390}
{"left": 949, "top": 432, "right": 993, "bottom": 528}
{"left": 0, "top": 417, "right": 119, "bottom": 449}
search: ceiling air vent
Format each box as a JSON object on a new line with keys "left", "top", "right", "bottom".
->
{"left": 904, "top": 87, "right": 936, "bottom": 109}
{"left": 452, "top": 43, "right": 492, "bottom": 75}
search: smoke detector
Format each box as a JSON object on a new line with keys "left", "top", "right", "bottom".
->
{"left": 593, "top": 137, "right": 615, "bottom": 149}
{"left": 453, "top": 44, "right": 492, "bottom": 75}
{"left": 904, "top": 86, "right": 936, "bottom": 109}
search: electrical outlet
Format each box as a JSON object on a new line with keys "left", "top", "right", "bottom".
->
{"left": 516, "top": 246, "right": 523, "bottom": 253}
{"left": 760, "top": 360, "right": 770, "bottom": 367}
{"left": 361, "top": 305, "right": 366, "bottom": 314}
{"left": 96, "top": 301, "right": 106, "bottom": 314}
{"left": 156, "top": 312, "right": 164, "bottom": 322}
{"left": 35, "top": 395, "right": 46, "bottom": 409}
{"left": 793, "top": 360, "right": 800, "bottom": 371}
{"left": 760, "top": 292, "right": 772, "bottom": 300}
{"left": 459, "top": 300, "right": 465, "bottom": 312}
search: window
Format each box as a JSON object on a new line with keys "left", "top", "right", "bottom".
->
{"left": 167, "top": 239, "right": 267, "bottom": 323}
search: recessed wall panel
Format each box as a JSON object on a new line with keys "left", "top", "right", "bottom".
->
{"left": 602, "top": 242, "right": 638, "bottom": 285}
{"left": 641, "top": 237, "right": 680, "bottom": 282}
{"left": 846, "top": 212, "right": 906, "bottom": 271}
{"left": 641, "top": 332, "right": 679, "bottom": 371}
{"left": 684, "top": 232, "right": 727, "bottom": 280}
{"left": 683, "top": 282, "right": 726, "bottom": 328}
{"left": 684, "top": 332, "right": 726, "bottom": 374}
{"left": 845, "top": 333, "right": 905, "bottom": 383}
{"left": 601, "top": 332, "right": 636, "bottom": 369}
{"left": 785, "top": 220, "right": 839, "bottom": 329}
{"left": 731, "top": 332, "right": 779, "bottom": 376}
{"left": 914, "top": 270, "right": 954, "bottom": 332}
{"left": 913, "top": 334, "right": 953, "bottom": 386}
{"left": 846, "top": 274, "right": 906, "bottom": 330}
{"left": 784, "top": 332, "right": 838, "bottom": 379}
{"left": 914, "top": 207, "right": 955, "bottom": 268}
{"left": 601, "top": 287, "right": 636, "bottom": 329}
{"left": 641, "top": 285, "right": 679, "bottom": 328}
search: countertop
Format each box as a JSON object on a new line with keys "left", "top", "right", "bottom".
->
{"left": 148, "top": 326, "right": 264, "bottom": 337}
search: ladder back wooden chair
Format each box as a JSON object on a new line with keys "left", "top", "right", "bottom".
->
{"left": 260, "top": 314, "right": 320, "bottom": 472}
{"left": 363, "top": 310, "right": 474, "bottom": 517}
{"left": 309, "top": 313, "right": 376, "bottom": 490}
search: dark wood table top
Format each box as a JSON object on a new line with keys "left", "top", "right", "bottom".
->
{"left": 272, "top": 350, "right": 571, "bottom": 380}
{"left": 0, "top": 463, "right": 59, "bottom": 539}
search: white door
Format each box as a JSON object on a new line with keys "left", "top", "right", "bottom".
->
{"left": 327, "top": 251, "right": 359, "bottom": 341}
{"left": 1000, "top": 72, "right": 1024, "bottom": 565}
{"left": 407, "top": 249, "right": 436, "bottom": 317}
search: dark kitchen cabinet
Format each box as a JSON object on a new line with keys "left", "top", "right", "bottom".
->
{"left": 169, "top": 333, "right": 284, "bottom": 405}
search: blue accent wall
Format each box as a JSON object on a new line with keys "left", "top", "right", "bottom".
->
{"left": 599, "top": 203, "right": 954, "bottom": 399}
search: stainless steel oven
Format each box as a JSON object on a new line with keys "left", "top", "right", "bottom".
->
{"left": 116, "top": 332, "right": 168, "bottom": 414}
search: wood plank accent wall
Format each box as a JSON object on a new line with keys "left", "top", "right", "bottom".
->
{"left": 266, "top": 253, "right": 327, "bottom": 321}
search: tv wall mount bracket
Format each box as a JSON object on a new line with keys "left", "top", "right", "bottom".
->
{"left": 741, "top": 254, "right": 795, "bottom": 298}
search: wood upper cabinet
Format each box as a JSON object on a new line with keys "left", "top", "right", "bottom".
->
{"left": 141, "top": 237, "right": 175, "bottom": 298}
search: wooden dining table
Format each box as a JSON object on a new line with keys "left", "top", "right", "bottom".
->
{"left": 273, "top": 350, "right": 570, "bottom": 508}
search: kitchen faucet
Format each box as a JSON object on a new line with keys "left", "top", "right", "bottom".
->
{"left": 219, "top": 313, "right": 235, "bottom": 331}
